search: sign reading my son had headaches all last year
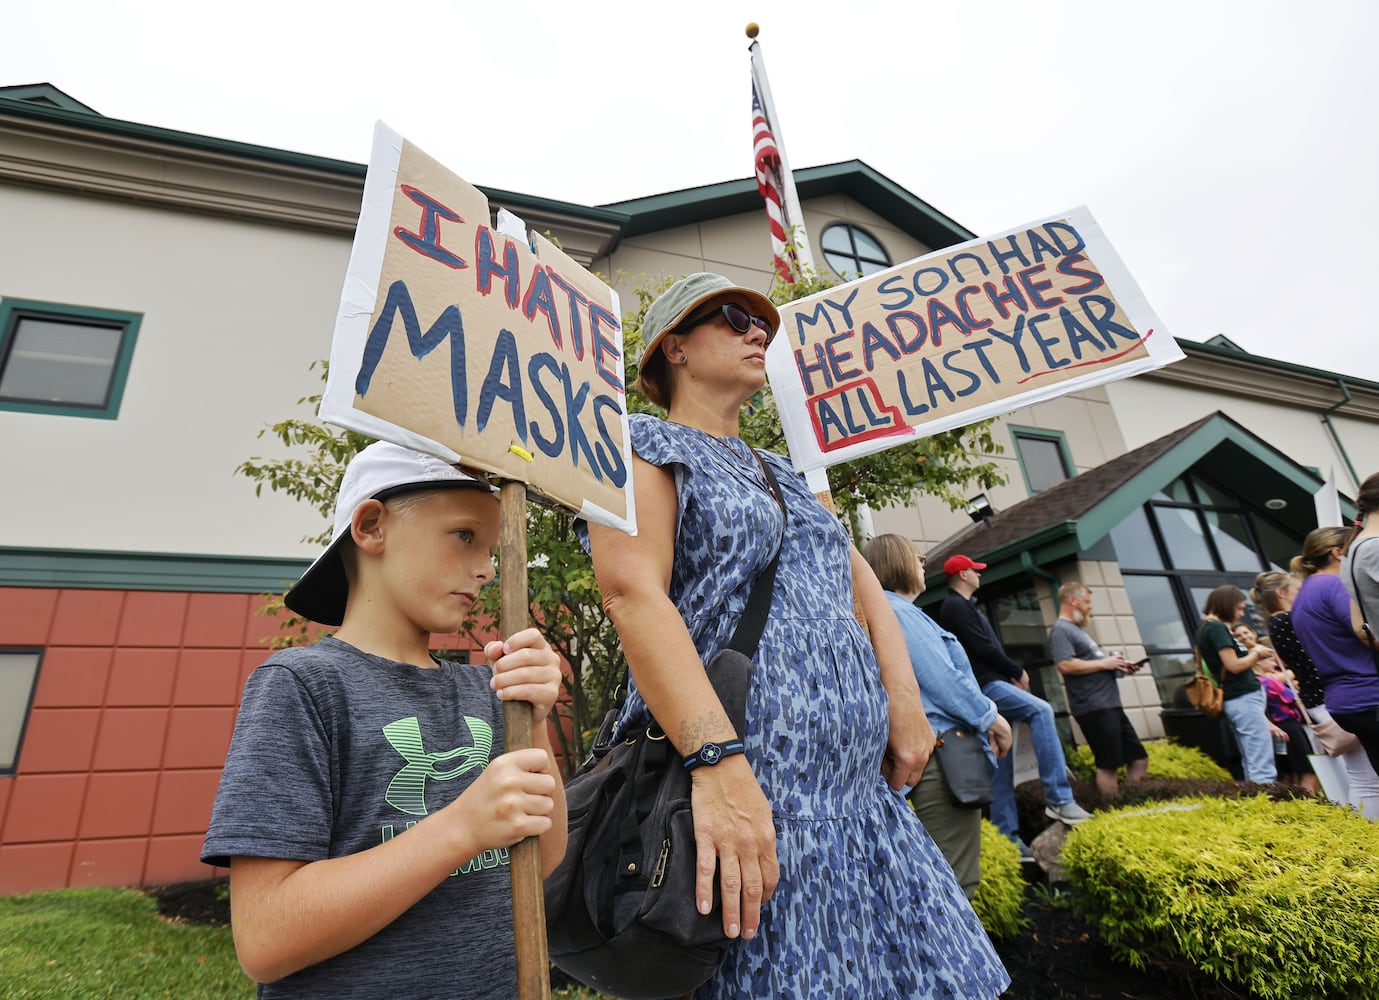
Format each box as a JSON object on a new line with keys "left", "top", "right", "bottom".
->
{"left": 318, "top": 122, "right": 635, "bottom": 535}
{"left": 765, "top": 207, "right": 1183, "bottom": 475}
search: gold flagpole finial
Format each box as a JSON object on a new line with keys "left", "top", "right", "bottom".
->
{"left": 745, "top": 22, "right": 760, "bottom": 39}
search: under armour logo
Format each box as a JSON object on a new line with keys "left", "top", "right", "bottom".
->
{"left": 382, "top": 715, "right": 493, "bottom": 816}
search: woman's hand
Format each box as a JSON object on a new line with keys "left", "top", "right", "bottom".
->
{"left": 883, "top": 683, "right": 936, "bottom": 789}
{"left": 690, "top": 758, "right": 778, "bottom": 940}
{"left": 986, "top": 713, "right": 1013, "bottom": 760}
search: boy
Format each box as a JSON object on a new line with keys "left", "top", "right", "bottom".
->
{"left": 202, "top": 441, "right": 567, "bottom": 998}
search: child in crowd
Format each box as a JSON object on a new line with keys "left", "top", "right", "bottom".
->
{"left": 1234, "top": 622, "right": 1318, "bottom": 792}
{"left": 202, "top": 441, "right": 567, "bottom": 998}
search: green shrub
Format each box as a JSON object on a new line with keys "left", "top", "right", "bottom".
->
{"left": 1061, "top": 795, "right": 1379, "bottom": 999}
{"left": 1066, "top": 737, "right": 1230, "bottom": 783}
{"left": 972, "top": 820, "right": 1028, "bottom": 940}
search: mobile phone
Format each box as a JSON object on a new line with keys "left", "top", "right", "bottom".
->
{"left": 1131, "top": 657, "right": 1151, "bottom": 670}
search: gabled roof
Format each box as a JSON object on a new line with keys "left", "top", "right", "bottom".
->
{"left": 603, "top": 159, "right": 975, "bottom": 251}
{"left": 921, "top": 411, "right": 1352, "bottom": 591}
{"left": 0, "top": 83, "right": 100, "bottom": 115}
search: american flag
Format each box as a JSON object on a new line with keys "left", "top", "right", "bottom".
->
{"left": 752, "top": 81, "right": 796, "bottom": 284}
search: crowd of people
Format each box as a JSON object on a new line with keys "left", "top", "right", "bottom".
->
{"left": 199, "top": 267, "right": 1379, "bottom": 997}
{"left": 1191, "top": 476, "right": 1379, "bottom": 818}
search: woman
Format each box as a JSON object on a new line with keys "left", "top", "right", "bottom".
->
{"left": 862, "top": 533, "right": 1012, "bottom": 900}
{"left": 582, "top": 274, "right": 1008, "bottom": 998}
{"left": 1341, "top": 471, "right": 1379, "bottom": 640}
{"left": 1197, "top": 585, "right": 1277, "bottom": 784}
{"left": 1232, "top": 620, "right": 1316, "bottom": 792}
{"left": 1255, "top": 569, "right": 1379, "bottom": 818}
{"left": 1291, "top": 526, "right": 1379, "bottom": 775}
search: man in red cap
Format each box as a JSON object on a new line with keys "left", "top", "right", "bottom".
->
{"left": 938, "top": 555, "right": 1091, "bottom": 858}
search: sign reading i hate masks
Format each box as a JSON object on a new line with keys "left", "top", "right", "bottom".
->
{"left": 320, "top": 122, "right": 635, "bottom": 535}
{"left": 765, "top": 207, "right": 1183, "bottom": 474}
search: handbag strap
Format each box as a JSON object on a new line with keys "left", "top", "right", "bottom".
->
{"left": 1349, "top": 536, "right": 1379, "bottom": 676}
{"left": 599, "top": 448, "right": 789, "bottom": 746}
{"left": 721, "top": 452, "right": 788, "bottom": 659}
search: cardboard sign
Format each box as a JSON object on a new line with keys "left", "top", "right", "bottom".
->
{"left": 319, "top": 123, "right": 634, "bottom": 534}
{"left": 765, "top": 207, "right": 1182, "bottom": 474}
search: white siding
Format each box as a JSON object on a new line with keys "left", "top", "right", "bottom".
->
{"left": 0, "top": 185, "right": 351, "bottom": 559}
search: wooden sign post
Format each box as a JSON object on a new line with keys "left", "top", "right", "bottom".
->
{"left": 498, "top": 478, "right": 546, "bottom": 999}
{"left": 318, "top": 122, "right": 637, "bottom": 1000}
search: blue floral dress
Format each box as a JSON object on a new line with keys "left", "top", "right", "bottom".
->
{"left": 587, "top": 415, "right": 1009, "bottom": 999}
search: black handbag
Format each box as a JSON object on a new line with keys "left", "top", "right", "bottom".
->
{"left": 545, "top": 456, "right": 786, "bottom": 1000}
{"left": 932, "top": 725, "right": 994, "bottom": 807}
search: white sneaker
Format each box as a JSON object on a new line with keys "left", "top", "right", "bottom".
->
{"left": 1045, "top": 800, "right": 1093, "bottom": 825}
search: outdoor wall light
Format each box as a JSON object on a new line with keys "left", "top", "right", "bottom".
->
{"left": 965, "top": 494, "right": 994, "bottom": 523}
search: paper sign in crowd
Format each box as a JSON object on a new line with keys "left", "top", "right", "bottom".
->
{"left": 319, "top": 122, "right": 636, "bottom": 535}
{"left": 765, "top": 207, "right": 1183, "bottom": 474}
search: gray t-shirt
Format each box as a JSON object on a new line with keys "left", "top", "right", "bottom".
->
{"left": 1342, "top": 535, "right": 1379, "bottom": 626}
{"left": 1049, "top": 618, "right": 1122, "bottom": 715}
{"left": 203, "top": 637, "right": 516, "bottom": 999}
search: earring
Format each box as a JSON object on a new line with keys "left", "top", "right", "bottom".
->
{"left": 678, "top": 354, "right": 686, "bottom": 361}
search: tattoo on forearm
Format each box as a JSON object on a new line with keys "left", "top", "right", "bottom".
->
{"left": 679, "top": 711, "right": 736, "bottom": 749}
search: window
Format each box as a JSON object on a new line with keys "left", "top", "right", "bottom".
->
{"left": 1010, "top": 428, "right": 1073, "bottom": 494}
{"left": 1111, "top": 469, "right": 1300, "bottom": 704}
{"left": 0, "top": 299, "right": 142, "bottom": 418}
{"left": 1, "top": 649, "right": 42, "bottom": 773}
{"left": 985, "top": 583, "right": 1073, "bottom": 741}
{"left": 820, "top": 223, "right": 891, "bottom": 278}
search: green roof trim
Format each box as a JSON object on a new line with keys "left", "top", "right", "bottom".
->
{"left": 1179, "top": 338, "right": 1379, "bottom": 394}
{"left": 0, "top": 92, "right": 367, "bottom": 178}
{"left": 919, "top": 412, "right": 1358, "bottom": 600}
{"left": 0, "top": 547, "right": 310, "bottom": 594}
{"left": 0, "top": 83, "right": 101, "bottom": 115}
{"left": 603, "top": 160, "right": 976, "bottom": 250}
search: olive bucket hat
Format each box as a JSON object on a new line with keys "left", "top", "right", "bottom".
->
{"left": 635, "top": 273, "right": 779, "bottom": 407}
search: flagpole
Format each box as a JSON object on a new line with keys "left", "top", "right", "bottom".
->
{"left": 747, "top": 24, "right": 816, "bottom": 273}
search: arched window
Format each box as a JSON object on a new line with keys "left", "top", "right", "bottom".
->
{"left": 820, "top": 223, "right": 891, "bottom": 278}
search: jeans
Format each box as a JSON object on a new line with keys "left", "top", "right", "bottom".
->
{"left": 982, "top": 680, "right": 1076, "bottom": 839}
{"left": 1223, "top": 688, "right": 1277, "bottom": 784}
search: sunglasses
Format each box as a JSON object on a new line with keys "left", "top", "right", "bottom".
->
{"left": 685, "top": 302, "right": 775, "bottom": 343}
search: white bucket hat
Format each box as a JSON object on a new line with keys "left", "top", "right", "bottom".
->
{"left": 284, "top": 441, "right": 496, "bottom": 626}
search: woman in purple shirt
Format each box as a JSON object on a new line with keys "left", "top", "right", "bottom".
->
{"left": 1290, "top": 526, "right": 1379, "bottom": 775}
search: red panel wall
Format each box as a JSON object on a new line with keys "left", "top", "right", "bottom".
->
{"left": 0, "top": 587, "right": 486, "bottom": 894}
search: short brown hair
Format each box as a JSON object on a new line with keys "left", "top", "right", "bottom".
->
{"left": 1057, "top": 581, "right": 1090, "bottom": 606}
{"left": 1202, "top": 584, "right": 1248, "bottom": 623}
{"left": 862, "top": 534, "right": 923, "bottom": 594}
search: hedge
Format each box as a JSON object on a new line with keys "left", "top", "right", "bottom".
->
{"left": 972, "top": 819, "right": 1027, "bottom": 940}
{"left": 1066, "top": 737, "right": 1231, "bottom": 783}
{"left": 1061, "top": 795, "right": 1379, "bottom": 999}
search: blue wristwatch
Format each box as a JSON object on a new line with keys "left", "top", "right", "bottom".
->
{"left": 682, "top": 739, "right": 746, "bottom": 771}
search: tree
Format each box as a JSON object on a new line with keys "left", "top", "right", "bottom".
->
{"left": 237, "top": 272, "right": 1005, "bottom": 773}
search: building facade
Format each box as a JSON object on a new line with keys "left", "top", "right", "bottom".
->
{"left": 2, "top": 85, "right": 1373, "bottom": 890}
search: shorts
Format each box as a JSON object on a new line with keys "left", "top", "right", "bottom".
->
{"left": 1076, "top": 707, "right": 1147, "bottom": 771}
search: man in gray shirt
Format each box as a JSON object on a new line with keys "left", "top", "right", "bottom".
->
{"left": 1051, "top": 581, "right": 1148, "bottom": 798}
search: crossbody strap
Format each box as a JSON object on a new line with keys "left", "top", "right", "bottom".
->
{"left": 1349, "top": 536, "right": 1379, "bottom": 676}
{"left": 722, "top": 453, "right": 788, "bottom": 659}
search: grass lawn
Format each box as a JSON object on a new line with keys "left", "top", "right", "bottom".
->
{"left": 0, "top": 887, "right": 251, "bottom": 999}
{"left": 0, "top": 885, "right": 609, "bottom": 998}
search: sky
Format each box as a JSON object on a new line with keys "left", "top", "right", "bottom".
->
{"left": 9, "top": 0, "right": 1378, "bottom": 381}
